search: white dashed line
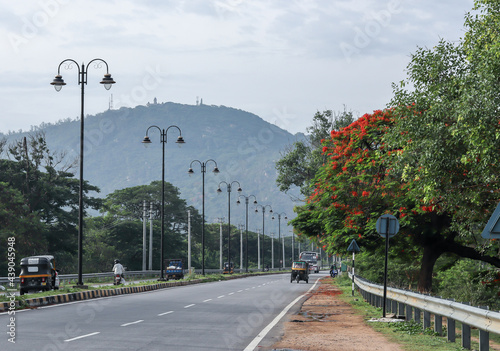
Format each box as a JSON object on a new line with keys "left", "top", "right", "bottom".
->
{"left": 121, "top": 320, "right": 144, "bottom": 327}
{"left": 184, "top": 304, "right": 195, "bottom": 308}
{"left": 217, "top": 295, "right": 225, "bottom": 299}
{"left": 237, "top": 290, "right": 243, "bottom": 293}
{"left": 228, "top": 292, "right": 234, "bottom": 295}
{"left": 158, "top": 311, "right": 174, "bottom": 316}
{"left": 65, "top": 332, "right": 100, "bottom": 342}
{"left": 203, "top": 299, "right": 212, "bottom": 302}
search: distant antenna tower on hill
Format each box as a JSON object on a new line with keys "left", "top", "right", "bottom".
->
{"left": 196, "top": 96, "right": 199, "bottom": 105}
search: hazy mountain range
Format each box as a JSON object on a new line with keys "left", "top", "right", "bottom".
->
{"left": 2, "top": 101, "right": 305, "bottom": 234}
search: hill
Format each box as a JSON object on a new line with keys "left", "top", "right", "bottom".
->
{"left": 2, "top": 101, "right": 303, "bottom": 232}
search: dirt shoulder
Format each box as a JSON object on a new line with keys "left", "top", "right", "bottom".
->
{"left": 269, "top": 277, "right": 403, "bottom": 351}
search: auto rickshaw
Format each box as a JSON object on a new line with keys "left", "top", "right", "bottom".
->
{"left": 20, "top": 255, "right": 60, "bottom": 295}
{"left": 291, "top": 260, "right": 309, "bottom": 283}
{"left": 223, "top": 262, "right": 234, "bottom": 274}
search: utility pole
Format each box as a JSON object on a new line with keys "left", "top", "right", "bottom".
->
{"left": 217, "top": 217, "right": 225, "bottom": 270}
{"left": 188, "top": 210, "right": 191, "bottom": 272}
{"left": 149, "top": 202, "right": 153, "bottom": 270}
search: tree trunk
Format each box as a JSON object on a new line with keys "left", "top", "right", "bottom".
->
{"left": 417, "top": 244, "right": 443, "bottom": 293}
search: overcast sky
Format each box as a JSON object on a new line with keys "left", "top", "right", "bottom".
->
{"left": 0, "top": 0, "right": 474, "bottom": 135}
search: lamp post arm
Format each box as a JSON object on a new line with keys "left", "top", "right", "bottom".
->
{"left": 164, "top": 125, "right": 183, "bottom": 142}
{"left": 85, "top": 58, "right": 112, "bottom": 75}
{"left": 145, "top": 125, "right": 162, "bottom": 139}
{"left": 57, "top": 59, "right": 80, "bottom": 76}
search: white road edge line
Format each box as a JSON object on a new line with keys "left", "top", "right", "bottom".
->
{"left": 121, "top": 320, "right": 144, "bottom": 327}
{"left": 64, "top": 332, "right": 100, "bottom": 342}
{"left": 158, "top": 311, "right": 174, "bottom": 316}
{"left": 243, "top": 278, "right": 321, "bottom": 351}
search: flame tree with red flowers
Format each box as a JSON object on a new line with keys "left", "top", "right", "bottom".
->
{"left": 292, "top": 109, "right": 439, "bottom": 292}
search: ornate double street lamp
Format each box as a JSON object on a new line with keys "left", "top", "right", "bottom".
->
{"left": 142, "top": 126, "right": 185, "bottom": 280}
{"left": 50, "top": 58, "right": 115, "bottom": 287}
{"left": 217, "top": 181, "right": 242, "bottom": 272}
{"left": 188, "top": 160, "right": 220, "bottom": 275}
{"left": 255, "top": 204, "right": 273, "bottom": 271}
{"left": 236, "top": 194, "right": 257, "bottom": 272}
{"left": 272, "top": 212, "right": 287, "bottom": 270}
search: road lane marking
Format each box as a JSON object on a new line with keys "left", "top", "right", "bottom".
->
{"left": 228, "top": 292, "right": 234, "bottom": 295}
{"left": 64, "top": 332, "right": 100, "bottom": 342}
{"left": 184, "top": 304, "right": 195, "bottom": 308}
{"left": 237, "top": 290, "right": 243, "bottom": 293}
{"left": 121, "top": 320, "right": 144, "bottom": 327}
{"left": 244, "top": 278, "right": 321, "bottom": 351}
{"left": 158, "top": 311, "right": 174, "bottom": 316}
{"left": 203, "top": 299, "right": 212, "bottom": 302}
{"left": 217, "top": 295, "right": 225, "bottom": 298}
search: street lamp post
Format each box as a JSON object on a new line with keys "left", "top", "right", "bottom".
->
{"left": 255, "top": 204, "right": 273, "bottom": 271}
{"left": 188, "top": 159, "right": 219, "bottom": 275}
{"left": 142, "top": 126, "right": 185, "bottom": 280}
{"left": 217, "top": 181, "right": 242, "bottom": 272}
{"left": 236, "top": 195, "right": 257, "bottom": 272}
{"left": 272, "top": 212, "right": 287, "bottom": 270}
{"left": 50, "top": 58, "right": 115, "bottom": 287}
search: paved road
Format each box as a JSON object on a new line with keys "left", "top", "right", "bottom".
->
{"left": 0, "top": 273, "right": 325, "bottom": 350}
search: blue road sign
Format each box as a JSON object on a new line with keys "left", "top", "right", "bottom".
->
{"left": 347, "top": 239, "right": 360, "bottom": 252}
{"left": 481, "top": 202, "right": 500, "bottom": 239}
{"left": 376, "top": 214, "right": 399, "bottom": 238}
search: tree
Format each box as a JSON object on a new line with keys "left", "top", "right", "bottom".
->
{"left": 0, "top": 133, "right": 102, "bottom": 273}
{"left": 0, "top": 182, "right": 44, "bottom": 275}
{"left": 291, "top": 107, "right": 499, "bottom": 292}
{"left": 387, "top": 0, "right": 500, "bottom": 288}
{"left": 98, "top": 181, "right": 202, "bottom": 270}
{"left": 275, "top": 108, "right": 355, "bottom": 198}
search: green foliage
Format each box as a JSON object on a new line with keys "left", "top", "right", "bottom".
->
{"left": 0, "top": 133, "right": 102, "bottom": 275}
{"left": 275, "top": 108, "right": 355, "bottom": 197}
{"left": 434, "top": 258, "right": 500, "bottom": 309}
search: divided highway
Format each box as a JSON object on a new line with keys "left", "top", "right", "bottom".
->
{"left": 1, "top": 273, "right": 324, "bottom": 351}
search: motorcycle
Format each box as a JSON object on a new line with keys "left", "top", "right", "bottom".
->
{"left": 114, "top": 274, "right": 124, "bottom": 285}
{"left": 329, "top": 268, "right": 338, "bottom": 278}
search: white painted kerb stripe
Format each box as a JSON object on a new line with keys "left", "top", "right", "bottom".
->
{"left": 243, "top": 278, "right": 320, "bottom": 351}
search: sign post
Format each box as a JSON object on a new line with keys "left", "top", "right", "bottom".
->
{"left": 347, "top": 239, "right": 360, "bottom": 297}
{"left": 376, "top": 214, "right": 399, "bottom": 318}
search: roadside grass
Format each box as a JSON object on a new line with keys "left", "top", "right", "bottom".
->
{"left": 332, "top": 274, "right": 481, "bottom": 351}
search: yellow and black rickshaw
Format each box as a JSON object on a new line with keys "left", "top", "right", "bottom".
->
{"left": 20, "top": 255, "right": 60, "bottom": 295}
{"left": 291, "top": 260, "right": 309, "bottom": 283}
{"left": 223, "top": 262, "right": 234, "bottom": 274}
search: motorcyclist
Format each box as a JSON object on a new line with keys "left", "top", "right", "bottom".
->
{"left": 330, "top": 264, "right": 337, "bottom": 277}
{"left": 113, "top": 259, "right": 125, "bottom": 283}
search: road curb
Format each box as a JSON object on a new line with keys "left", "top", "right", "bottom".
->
{"left": 1, "top": 272, "right": 286, "bottom": 312}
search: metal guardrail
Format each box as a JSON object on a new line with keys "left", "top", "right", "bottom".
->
{"left": 352, "top": 274, "right": 499, "bottom": 351}
{"left": 0, "top": 267, "right": 290, "bottom": 288}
